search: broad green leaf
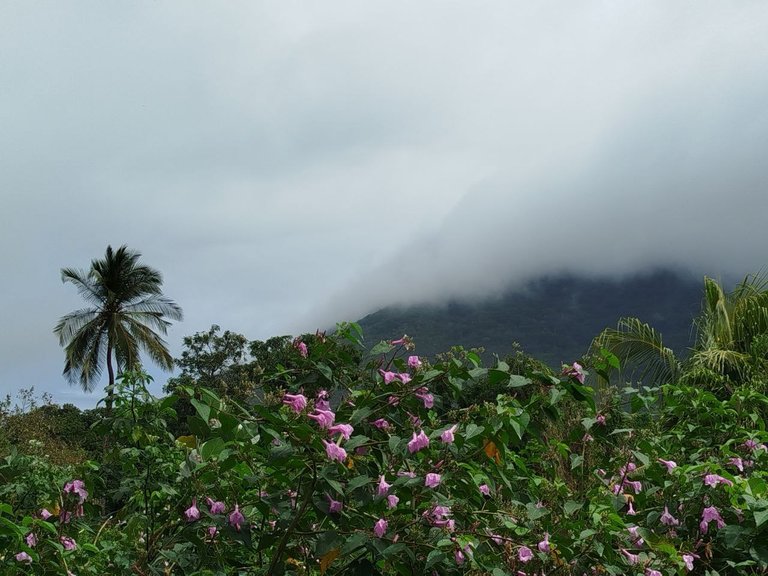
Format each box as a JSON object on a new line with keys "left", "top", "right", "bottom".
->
{"left": 201, "top": 437, "right": 225, "bottom": 461}
{"left": 564, "top": 500, "right": 582, "bottom": 516}
{"left": 189, "top": 398, "right": 211, "bottom": 423}
{"left": 508, "top": 375, "right": 531, "bottom": 388}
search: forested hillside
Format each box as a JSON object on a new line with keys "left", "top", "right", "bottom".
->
{"left": 358, "top": 269, "right": 701, "bottom": 365}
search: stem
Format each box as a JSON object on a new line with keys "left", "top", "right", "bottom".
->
{"left": 267, "top": 460, "right": 318, "bottom": 574}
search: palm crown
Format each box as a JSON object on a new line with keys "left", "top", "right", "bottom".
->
{"left": 591, "top": 272, "right": 768, "bottom": 395}
{"left": 54, "top": 245, "right": 183, "bottom": 406}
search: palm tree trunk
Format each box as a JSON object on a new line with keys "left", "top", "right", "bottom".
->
{"left": 106, "top": 342, "right": 115, "bottom": 413}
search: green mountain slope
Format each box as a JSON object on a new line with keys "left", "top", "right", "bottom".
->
{"left": 357, "top": 269, "right": 701, "bottom": 366}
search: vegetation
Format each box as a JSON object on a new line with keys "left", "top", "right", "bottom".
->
{"left": 2, "top": 321, "right": 767, "bottom": 574}
{"left": 54, "top": 245, "right": 183, "bottom": 409}
{"left": 4, "top": 262, "right": 768, "bottom": 574}
{"left": 592, "top": 273, "right": 768, "bottom": 395}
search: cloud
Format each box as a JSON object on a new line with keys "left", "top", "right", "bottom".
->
{"left": 2, "top": 2, "right": 768, "bottom": 405}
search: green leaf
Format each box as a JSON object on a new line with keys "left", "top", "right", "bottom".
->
{"left": 509, "top": 412, "right": 530, "bottom": 441}
{"left": 347, "top": 475, "right": 371, "bottom": 491}
{"left": 564, "top": 500, "right": 582, "bottom": 516}
{"left": 754, "top": 507, "right": 768, "bottom": 528}
{"left": 189, "top": 398, "right": 211, "bottom": 422}
{"left": 426, "top": 549, "right": 446, "bottom": 568}
{"left": 345, "top": 435, "right": 369, "bottom": 451}
{"left": 631, "top": 450, "right": 650, "bottom": 467}
{"left": 570, "top": 454, "right": 584, "bottom": 469}
{"left": 370, "top": 341, "right": 392, "bottom": 355}
{"left": 315, "top": 362, "right": 333, "bottom": 382}
{"left": 488, "top": 369, "right": 509, "bottom": 386}
{"left": 508, "top": 375, "right": 531, "bottom": 388}
{"left": 350, "top": 407, "right": 372, "bottom": 424}
{"left": 464, "top": 423, "right": 484, "bottom": 440}
{"left": 342, "top": 532, "right": 369, "bottom": 555}
{"left": 201, "top": 437, "right": 225, "bottom": 461}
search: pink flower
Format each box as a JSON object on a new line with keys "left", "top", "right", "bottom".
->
{"left": 39, "top": 508, "right": 52, "bottom": 520}
{"left": 315, "top": 390, "right": 330, "bottom": 411}
{"left": 15, "top": 552, "right": 32, "bottom": 563}
{"left": 387, "top": 395, "right": 400, "bottom": 406}
{"left": 625, "top": 480, "right": 642, "bottom": 494}
{"left": 63, "top": 479, "right": 88, "bottom": 504}
{"left": 326, "top": 493, "right": 343, "bottom": 514}
{"left": 308, "top": 409, "right": 336, "bottom": 429}
{"left": 398, "top": 372, "right": 412, "bottom": 384}
{"left": 229, "top": 504, "right": 245, "bottom": 531}
{"left": 282, "top": 393, "right": 307, "bottom": 414}
{"left": 704, "top": 473, "right": 733, "bottom": 487}
{"left": 596, "top": 414, "right": 606, "bottom": 425}
{"left": 518, "top": 546, "right": 533, "bottom": 562}
{"left": 60, "top": 536, "right": 77, "bottom": 551}
{"left": 440, "top": 425, "right": 457, "bottom": 443}
{"left": 208, "top": 526, "right": 218, "bottom": 538}
{"left": 328, "top": 423, "right": 354, "bottom": 440}
{"left": 425, "top": 473, "right": 442, "bottom": 488}
{"left": 408, "top": 355, "right": 422, "bottom": 369}
{"left": 206, "top": 497, "right": 226, "bottom": 515}
{"left": 387, "top": 494, "right": 399, "bottom": 508}
{"left": 743, "top": 439, "right": 758, "bottom": 451}
{"left": 407, "top": 430, "right": 430, "bottom": 453}
{"left": 372, "top": 418, "right": 391, "bottom": 430}
{"left": 323, "top": 439, "right": 347, "bottom": 463}
{"left": 682, "top": 553, "right": 696, "bottom": 571}
{"left": 729, "top": 457, "right": 744, "bottom": 472}
{"left": 414, "top": 387, "right": 433, "bottom": 408}
{"left": 646, "top": 570, "right": 662, "bottom": 576}
{"left": 537, "top": 532, "right": 550, "bottom": 553}
{"left": 25, "top": 533, "right": 37, "bottom": 547}
{"left": 627, "top": 500, "right": 637, "bottom": 515}
{"left": 373, "top": 518, "right": 388, "bottom": 538}
{"left": 378, "top": 475, "right": 391, "bottom": 496}
{"left": 660, "top": 505, "right": 679, "bottom": 526}
{"left": 184, "top": 499, "right": 200, "bottom": 522}
{"left": 657, "top": 458, "right": 677, "bottom": 473}
{"left": 455, "top": 549, "right": 465, "bottom": 565}
{"left": 479, "top": 484, "right": 491, "bottom": 496}
{"left": 390, "top": 336, "right": 407, "bottom": 345}
{"left": 380, "top": 370, "right": 398, "bottom": 384}
{"left": 563, "top": 362, "right": 585, "bottom": 384}
{"left": 294, "top": 341, "right": 308, "bottom": 357}
{"left": 700, "top": 506, "right": 725, "bottom": 533}
{"left": 621, "top": 548, "right": 639, "bottom": 565}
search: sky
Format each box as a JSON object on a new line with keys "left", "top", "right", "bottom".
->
{"left": 2, "top": 2, "right": 768, "bottom": 408}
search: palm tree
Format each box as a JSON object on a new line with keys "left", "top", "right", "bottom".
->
{"left": 54, "top": 245, "right": 183, "bottom": 409}
{"left": 591, "top": 273, "right": 768, "bottom": 394}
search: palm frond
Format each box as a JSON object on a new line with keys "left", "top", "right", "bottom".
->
{"left": 690, "top": 348, "right": 751, "bottom": 380}
{"left": 60, "top": 268, "right": 105, "bottom": 306}
{"left": 53, "top": 308, "right": 100, "bottom": 345}
{"left": 592, "top": 317, "right": 681, "bottom": 384}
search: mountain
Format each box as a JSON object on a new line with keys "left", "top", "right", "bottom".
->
{"left": 356, "top": 269, "right": 702, "bottom": 366}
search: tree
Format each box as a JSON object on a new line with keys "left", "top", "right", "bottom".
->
{"left": 164, "top": 325, "right": 254, "bottom": 401}
{"left": 54, "top": 245, "right": 183, "bottom": 409}
{"left": 591, "top": 273, "right": 768, "bottom": 395}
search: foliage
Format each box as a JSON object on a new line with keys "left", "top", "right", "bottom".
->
{"left": 2, "top": 325, "right": 767, "bottom": 575}
{"left": 593, "top": 273, "right": 768, "bottom": 395}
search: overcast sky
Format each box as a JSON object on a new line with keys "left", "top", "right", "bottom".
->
{"left": 2, "top": 2, "right": 768, "bottom": 408}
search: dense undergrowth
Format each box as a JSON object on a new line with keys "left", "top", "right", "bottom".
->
{"left": 1, "top": 324, "right": 767, "bottom": 575}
